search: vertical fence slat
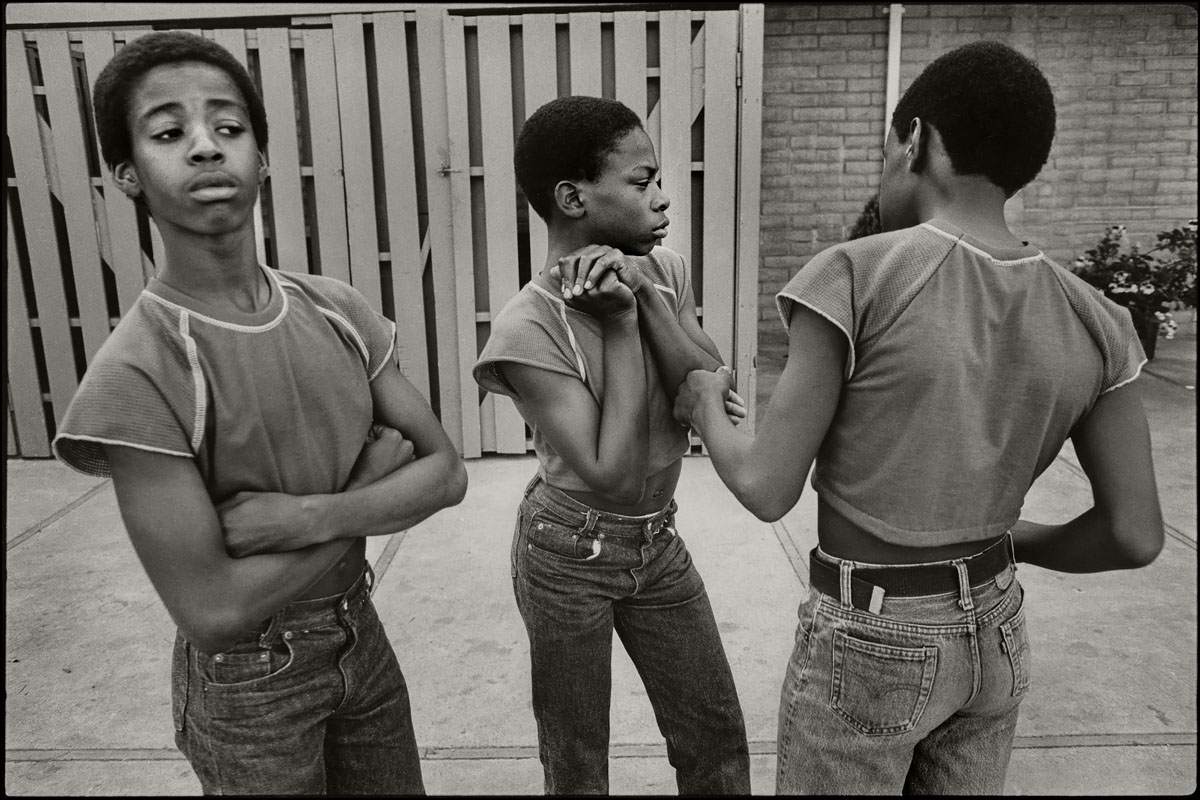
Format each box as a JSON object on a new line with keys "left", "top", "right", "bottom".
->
{"left": 211, "top": 28, "right": 268, "bottom": 266}
{"left": 7, "top": 31, "right": 79, "bottom": 421}
{"left": 38, "top": 31, "right": 110, "bottom": 360}
{"left": 736, "top": 3, "right": 764, "bottom": 431}
{"left": 437, "top": 10, "right": 481, "bottom": 457}
{"left": 613, "top": 12, "right": 648, "bottom": 121}
{"left": 374, "top": 12, "right": 431, "bottom": 400}
{"left": 332, "top": 15, "right": 383, "bottom": 312}
{"left": 257, "top": 27, "right": 307, "bottom": 272}
{"left": 300, "top": 30, "right": 350, "bottom": 285}
{"left": 80, "top": 30, "right": 146, "bottom": 315}
{"left": 7, "top": 201, "right": 51, "bottom": 456}
{"left": 521, "top": 14, "right": 558, "bottom": 284}
{"left": 302, "top": 27, "right": 351, "bottom": 285}
{"left": 701, "top": 11, "right": 739, "bottom": 367}
{"left": 478, "top": 15, "right": 528, "bottom": 454}
{"left": 657, "top": 10, "right": 692, "bottom": 272}
{"left": 568, "top": 11, "right": 602, "bottom": 97}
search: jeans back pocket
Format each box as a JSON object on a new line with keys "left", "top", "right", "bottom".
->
{"left": 999, "top": 601, "right": 1032, "bottom": 698}
{"left": 830, "top": 630, "right": 938, "bottom": 736}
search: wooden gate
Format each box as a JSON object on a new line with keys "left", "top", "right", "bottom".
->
{"left": 4, "top": 5, "right": 763, "bottom": 459}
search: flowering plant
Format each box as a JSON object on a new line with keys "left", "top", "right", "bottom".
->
{"left": 1072, "top": 220, "right": 1197, "bottom": 340}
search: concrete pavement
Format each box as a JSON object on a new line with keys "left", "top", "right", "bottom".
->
{"left": 5, "top": 336, "right": 1195, "bottom": 795}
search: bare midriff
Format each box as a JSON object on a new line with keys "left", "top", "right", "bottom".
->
{"left": 816, "top": 498, "right": 1005, "bottom": 564}
{"left": 558, "top": 459, "right": 683, "bottom": 517}
{"left": 296, "top": 536, "right": 367, "bottom": 600}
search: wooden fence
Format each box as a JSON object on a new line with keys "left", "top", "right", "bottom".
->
{"left": 5, "top": 5, "right": 764, "bottom": 458}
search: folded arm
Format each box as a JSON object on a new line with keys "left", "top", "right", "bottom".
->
{"left": 107, "top": 445, "right": 357, "bottom": 654}
{"left": 501, "top": 293, "right": 649, "bottom": 505}
{"left": 1011, "top": 381, "right": 1164, "bottom": 571}
{"left": 219, "top": 360, "right": 468, "bottom": 556}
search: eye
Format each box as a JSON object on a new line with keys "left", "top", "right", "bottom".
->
{"left": 217, "top": 122, "right": 246, "bottom": 136}
{"left": 150, "top": 127, "right": 183, "bottom": 142}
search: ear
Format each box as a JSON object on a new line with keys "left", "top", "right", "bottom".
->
{"left": 258, "top": 151, "right": 270, "bottom": 183}
{"left": 113, "top": 161, "right": 142, "bottom": 199}
{"left": 905, "top": 117, "right": 926, "bottom": 172}
{"left": 553, "top": 180, "right": 586, "bottom": 220}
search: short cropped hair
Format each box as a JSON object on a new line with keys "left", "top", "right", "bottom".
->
{"left": 515, "top": 96, "right": 644, "bottom": 220}
{"left": 92, "top": 31, "right": 269, "bottom": 171}
{"left": 891, "top": 40, "right": 1055, "bottom": 197}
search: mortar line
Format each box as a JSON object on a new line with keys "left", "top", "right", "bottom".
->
{"left": 7, "top": 732, "right": 1196, "bottom": 764}
{"left": 7, "top": 480, "right": 111, "bottom": 551}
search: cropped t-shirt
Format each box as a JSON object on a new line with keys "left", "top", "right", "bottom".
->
{"left": 53, "top": 267, "right": 396, "bottom": 504}
{"left": 776, "top": 219, "right": 1145, "bottom": 546}
{"left": 473, "top": 247, "right": 692, "bottom": 492}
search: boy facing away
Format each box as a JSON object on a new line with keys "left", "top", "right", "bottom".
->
{"left": 674, "top": 40, "right": 1164, "bottom": 794}
{"left": 52, "top": 31, "right": 467, "bottom": 794}
{"left": 472, "top": 95, "right": 751, "bottom": 794}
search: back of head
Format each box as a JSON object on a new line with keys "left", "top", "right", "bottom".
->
{"left": 514, "top": 95, "right": 643, "bottom": 220}
{"left": 891, "top": 40, "right": 1055, "bottom": 197}
{"left": 92, "top": 31, "right": 269, "bottom": 171}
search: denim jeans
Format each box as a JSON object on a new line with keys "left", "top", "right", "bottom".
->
{"left": 511, "top": 474, "right": 750, "bottom": 794}
{"left": 172, "top": 564, "right": 425, "bottom": 795}
{"left": 776, "top": 545, "right": 1031, "bottom": 794}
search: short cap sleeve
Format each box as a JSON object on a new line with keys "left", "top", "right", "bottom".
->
{"left": 775, "top": 248, "right": 857, "bottom": 380}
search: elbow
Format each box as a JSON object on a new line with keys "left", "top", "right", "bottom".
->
{"left": 177, "top": 607, "right": 255, "bottom": 656}
{"left": 1112, "top": 518, "right": 1164, "bottom": 569}
{"left": 732, "top": 476, "right": 797, "bottom": 523}
{"left": 442, "top": 456, "right": 468, "bottom": 508}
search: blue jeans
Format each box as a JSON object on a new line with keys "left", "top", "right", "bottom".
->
{"left": 512, "top": 475, "right": 750, "bottom": 794}
{"left": 776, "top": 543, "right": 1031, "bottom": 794}
{"left": 172, "top": 565, "right": 425, "bottom": 795}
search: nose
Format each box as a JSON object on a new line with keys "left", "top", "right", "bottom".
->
{"left": 187, "top": 126, "right": 224, "bottom": 164}
{"left": 653, "top": 183, "right": 671, "bottom": 211}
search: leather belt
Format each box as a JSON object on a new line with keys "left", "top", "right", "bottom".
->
{"left": 808, "top": 535, "right": 1013, "bottom": 612}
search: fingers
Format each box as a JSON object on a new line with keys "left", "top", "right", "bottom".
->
{"left": 557, "top": 245, "right": 619, "bottom": 298}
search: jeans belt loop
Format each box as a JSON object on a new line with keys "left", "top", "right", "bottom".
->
{"left": 838, "top": 561, "right": 853, "bottom": 608}
{"left": 954, "top": 560, "right": 973, "bottom": 612}
{"left": 257, "top": 614, "right": 281, "bottom": 650}
{"left": 1005, "top": 531, "right": 1018, "bottom": 573}
{"left": 581, "top": 509, "right": 598, "bottom": 535}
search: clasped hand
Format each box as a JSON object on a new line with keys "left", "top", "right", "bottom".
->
{"left": 550, "top": 244, "right": 649, "bottom": 318}
{"left": 675, "top": 367, "right": 745, "bottom": 429}
{"left": 219, "top": 424, "right": 416, "bottom": 557}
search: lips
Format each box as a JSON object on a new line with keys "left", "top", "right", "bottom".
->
{"left": 652, "top": 221, "right": 670, "bottom": 238}
{"left": 188, "top": 173, "right": 239, "bottom": 201}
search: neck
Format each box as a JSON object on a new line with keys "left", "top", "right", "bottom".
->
{"left": 533, "top": 224, "right": 601, "bottom": 287}
{"left": 917, "top": 177, "right": 1024, "bottom": 249}
{"left": 155, "top": 226, "right": 267, "bottom": 309}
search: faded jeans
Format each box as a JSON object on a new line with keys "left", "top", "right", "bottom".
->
{"left": 777, "top": 548, "right": 1031, "bottom": 794}
{"left": 512, "top": 474, "right": 750, "bottom": 794}
{"left": 172, "top": 565, "right": 425, "bottom": 795}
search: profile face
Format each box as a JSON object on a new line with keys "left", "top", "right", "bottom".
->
{"left": 117, "top": 60, "right": 262, "bottom": 238}
{"left": 578, "top": 127, "right": 672, "bottom": 256}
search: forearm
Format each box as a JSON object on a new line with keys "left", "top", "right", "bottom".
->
{"left": 593, "top": 310, "right": 650, "bottom": 500}
{"left": 635, "top": 288, "right": 722, "bottom": 397}
{"left": 691, "top": 391, "right": 776, "bottom": 518}
{"left": 194, "top": 538, "right": 356, "bottom": 651}
{"left": 1011, "top": 509, "right": 1161, "bottom": 573}
{"left": 307, "top": 449, "right": 468, "bottom": 542}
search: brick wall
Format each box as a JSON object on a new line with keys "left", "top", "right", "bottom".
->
{"left": 756, "top": 3, "right": 1198, "bottom": 375}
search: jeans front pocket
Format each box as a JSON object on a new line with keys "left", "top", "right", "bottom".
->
{"left": 830, "top": 629, "right": 938, "bottom": 735}
{"left": 198, "top": 637, "right": 295, "bottom": 689}
{"left": 526, "top": 510, "right": 600, "bottom": 563}
{"left": 999, "top": 592, "right": 1032, "bottom": 698}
